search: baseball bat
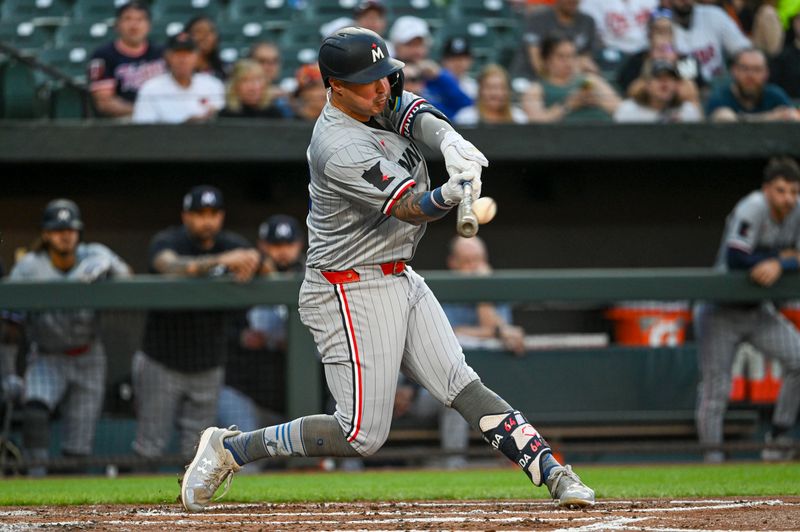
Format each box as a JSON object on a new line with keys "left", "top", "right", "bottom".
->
{"left": 456, "top": 182, "right": 479, "bottom": 238}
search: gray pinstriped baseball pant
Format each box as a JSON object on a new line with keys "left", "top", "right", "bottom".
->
{"left": 695, "top": 303, "right": 800, "bottom": 449}
{"left": 299, "top": 265, "right": 479, "bottom": 456}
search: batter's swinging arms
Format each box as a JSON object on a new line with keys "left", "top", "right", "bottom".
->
{"left": 181, "top": 27, "right": 595, "bottom": 511}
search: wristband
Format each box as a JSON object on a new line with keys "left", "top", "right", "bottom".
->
{"left": 419, "top": 187, "right": 453, "bottom": 217}
{"left": 780, "top": 256, "right": 799, "bottom": 272}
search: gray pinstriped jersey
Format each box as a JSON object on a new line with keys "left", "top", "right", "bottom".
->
{"left": 713, "top": 191, "right": 800, "bottom": 272}
{"left": 305, "top": 91, "right": 436, "bottom": 270}
{"left": 9, "top": 243, "right": 130, "bottom": 353}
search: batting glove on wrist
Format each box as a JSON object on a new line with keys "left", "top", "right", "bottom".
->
{"left": 71, "top": 255, "right": 112, "bottom": 283}
{"left": 441, "top": 171, "right": 480, "bottom": 206}
{"left": 441, "top": 130, "right": 489, "bottom": 180}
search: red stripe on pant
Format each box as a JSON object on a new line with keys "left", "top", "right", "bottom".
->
{"left": 336, "top": 284, "right": 363, "bottom": 444}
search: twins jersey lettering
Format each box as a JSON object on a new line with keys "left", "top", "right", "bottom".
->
{"left": 672, "top": 5, "right": 750, "bottom": 82}
{"left": 88, "top": 41, "right": 165, "bottom": 103}
{"left": 305, "top": 91, "right": 436, "bottom": 271}
{"left": 713, "top": 190, "right": 800, "bottom": 272}
{"left": 580, "top": 0, "right": 657, "bottom": 54}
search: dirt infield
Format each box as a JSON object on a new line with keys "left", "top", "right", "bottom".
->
{"left": 1, "top": 498, "right": 799, "bottom": 531}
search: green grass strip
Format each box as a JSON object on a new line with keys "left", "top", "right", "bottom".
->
{"left": 1, "top": 463, "right": 798, "bottom": 506}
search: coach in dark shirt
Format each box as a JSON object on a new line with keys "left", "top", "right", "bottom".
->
{"left": 132, "top": 185, "right": 260, "bottom": 460}
{"left": 88, "top": 1, "right": 165, "bottom": 118}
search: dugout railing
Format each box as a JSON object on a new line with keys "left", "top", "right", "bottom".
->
{"left": 1, "top": 269, "right": 798, "bottom": 472}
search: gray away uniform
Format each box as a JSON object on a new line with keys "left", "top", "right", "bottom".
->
{"left": 300, "top": 91, "right": 479, "bottom": 455}
{"left": 9, "top": 243, "right": 130, "bottom": 454}
{"left": 695, "top": 191, "right": 800, "bottom": 452}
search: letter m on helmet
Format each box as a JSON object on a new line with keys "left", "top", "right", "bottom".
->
{"left": 371, "top": 45, "right": 384, "bottom": 63}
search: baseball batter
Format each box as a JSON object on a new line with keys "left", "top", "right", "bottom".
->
{"left": 4, "top": 199, "right": 131, "bottom": 476}
{"left": 696, "top": 157, "right": 800, "bottom": 463}
{"left": 181, "top": 27, "right": 594, "bottom": 511}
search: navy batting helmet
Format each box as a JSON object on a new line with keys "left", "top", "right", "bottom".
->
{"left": 318, "top": 26, "right": 404, "bottom": 88}
{"left": 42, "top": 199, "right": 84, "bottom": 231}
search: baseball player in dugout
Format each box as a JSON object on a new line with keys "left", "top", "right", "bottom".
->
{"left": 696, "top": 157, "right": 800, "bottom": 463}
{"left": 133, "top": 186, "right": 261, "bottom": 464}
{"left": 181, "top": 27, "right": 595, "bottom": 511}
{"left": 2, "top": 199, "right": 131, "bottom": 476}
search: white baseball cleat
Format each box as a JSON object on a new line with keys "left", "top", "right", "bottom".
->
{"left": 180, "top": 426, "right": 241, "bottom": 512}
{"left": 545, "top": 464, "right": 596, "bottom": 507}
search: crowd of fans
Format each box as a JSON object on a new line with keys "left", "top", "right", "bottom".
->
{"left": 79, "top": 0, "right": 800, "bottom": 125}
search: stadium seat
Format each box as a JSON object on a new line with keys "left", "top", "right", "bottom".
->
{"left": 54, "top": 22, "right": 112, "bottom": 48}
{"left": 435, "top": 20, "right": 501, "bottom": 57}
{"left": 50, "top": 85, "right": 88, "bottom": 119}
{"left": 0, "top": 21, "right": 52, "bottom": 54}
{"left": 0, "top": 59, "right": 46, "bottom": 118}
{"left": 215, "top": 20, "right": 278, "bottom": 48}
{"left": 448, "top": 0, "right": 513, "bottom": 22}
{"left": 228, "top": 0, "right": 300, "bottom": 29}
{"left": 72, "top": 0, "right": 126, "bottom": 23}
{"left": 383, "top": 0, "right": 444, "bottom": 23}
{"left": 149, "top": 21, "right": 187, "bottom": 46}
{"left": 278, "top": 20, "right": 323, "bottom": 48}
{"left": 151, "top": 0, "right": 222, "bottom": 26}
{"left": 307, "top": 0, "right": 357, "bottom": 21}
{"left": 38, "top": 47, "right": 91, "bottom": 81}
{"left": 280, "top": 43, "right": 318, "bottom": 75}
{"left": 0, "top": 0, "right": 70, "bottom": 25}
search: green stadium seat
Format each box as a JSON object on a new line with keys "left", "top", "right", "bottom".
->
{"left": 149, "top": 21, "right": 187, "bottom": 46}
{"left": 50, "top": 85, "right": 88, "bottom": 119}
{"left": 228, "top": 0, "right": 300, "bottom": 29}
{"left": 151, "top": 0, "right": 222, "bottom": 25}
{"left": 54, "top": 22, "right": 113, "bottom": 48}
{"left": 0, "top": 59, "right": 46, "bottom": 118}
{"left": 72, "top": 0, "right": 126, "bottom": 23}
{"left": 384, "top": 0, "right": 444, "bottom": 22}
{"left": 278, "top": 20, "right": 322, "bottom": 48}
{"left": 216, "top": 20, "right": 278, "bottom": 48}
{"left": 0, "top": 0, "right": 70, "bottom": 25}
{"left": 307, "top": 0, "right": 357, "bottom": 21}
{"left": 448, "top": 0, "right": 514, "bottom": 23}
{"left": 435, "top": 19, "right": 501, "bottom": 57}
{"left": 0, "top": 21, "right": 52, "bottom": 54}
{"left": 280, "top": 43, "right": 318, "bottom": 74}
{"left": 38, "top": 46, "right": 91, "bottom": 81}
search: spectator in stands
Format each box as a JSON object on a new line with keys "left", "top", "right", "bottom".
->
{"left": 695, "top": 157, "right": 800, "bottom": 463}
{"left": 523, "top": 36, "right": 621, "bottom": 123}
{"left": 132, "top": 33, "right": 225, "bottom": 124}
{"left": 440, "top": 37, "right": 478, "bottom": 100}
{"left": 520, "top": 0, "right": 602, "bottom": 77}
{"left": 248, "top": 42, "right": 293, "bottom": 118}
{"left": 219, "top": 60, "right": 284, "bottom": 119}
{"left": 291, "top": 64, "right": 327, "bottom": 121}
{"left": 454, "top": 64, "right": 528, "bottom": 125}
{"left": 133, "top": 186, "right": 261, "bottom": 463}
{"left": 580, "top": 0, "right": 658, "bottom": 57}
{"left": 769, "top": 13, "right": 800, "bottom": 98}
{"left": 706, "top": 48, "right": 799, "bottom": 121}
{"left": 219, "top": 215, "right": 305, "bottom": 445}
{"left": 4, "top": 199, "right": 131, "bottom": 476}
{"left": 670, "top": 0, "right": 751, "bottom": 84}
{"left": 88, "top": 1, "right": 165, "bottom": 119}
{"left": 614, "top": 60, "right": 703, "bottom": 122}
{"left": 616, "top": 8, "right": 705, "bottom": 100}
{"left": 185, "top": 15, "right": 228, "bottom": 81}
{"left": 443, "top": 236, "right": 526, "bottom": 356}
{"left": 389, "top": 16, "right": 473, "bottom": 119}
{"left": 354, "top": 0, "right": 389, "bottom": 38}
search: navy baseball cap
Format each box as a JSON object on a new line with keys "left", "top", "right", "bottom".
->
{"left": 183, "top": 185, "right": 224, "bottom": 212}
{"left": 167, "top": 32, "right": 197, "bottom": 52}
{"left": 42, "top": 199, "right": 84, "bottom": 231}
{"left": 443, "top": 36, "right": 471, "bottom": 58}
{"left": 258, "top": 215, "right": 303, "bottom": 244}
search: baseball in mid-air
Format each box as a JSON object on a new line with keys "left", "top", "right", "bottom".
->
{"left": 472, "top": 197, "right": 497, "bottom": 224}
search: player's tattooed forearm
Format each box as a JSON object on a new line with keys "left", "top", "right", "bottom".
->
{"left": 152, "top": 250, "right": 219, "bottom": 276}
{"left": 391, "top": 191, "right": 447, "bottom": 224}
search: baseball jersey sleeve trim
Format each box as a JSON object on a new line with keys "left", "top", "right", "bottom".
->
{"left": 381, "top": 177, "right": 416, "bottom": 215}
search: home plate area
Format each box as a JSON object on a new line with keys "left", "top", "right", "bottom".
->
{"left": 1, "top": 498, "right": 799, "bottom": 531}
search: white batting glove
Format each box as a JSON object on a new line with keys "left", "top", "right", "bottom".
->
{"left": 71, "top": 255, "right": 112, "bottom": 283}
{"left": 441, "top": 130, "right": 489, "bottom": 181}
{"left": 441, "top": 171, "right": 478, "bottom": 206}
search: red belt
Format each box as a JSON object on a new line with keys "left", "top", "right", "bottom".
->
{"left": 322, "top": 261, "right": 406, "bottom": 284}
{"left": 63, "top": 344, "right": 90, "bottom": 356}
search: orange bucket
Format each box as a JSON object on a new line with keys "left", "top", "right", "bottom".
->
{"left": 606, "top": 302, "right": 692, "bottom": 347}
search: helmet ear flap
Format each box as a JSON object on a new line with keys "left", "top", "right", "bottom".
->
{"left": 388, "top": 69, "right": 404, "bottom": 111}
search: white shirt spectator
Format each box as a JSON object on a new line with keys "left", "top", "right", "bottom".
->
{"left": 453, "top": 105, "right": 528, "bottom": 125}
{"left": 132, "top": 72, "right": 224, "bottom": 123}
{"left": 672, "top": 4, "right": 751, "bottom": 83}
{"left": 614, "top": 99, "right": 702, "bottom": 123}
{"left": 580, "top": 0, "right": 658, "bottom": 54}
